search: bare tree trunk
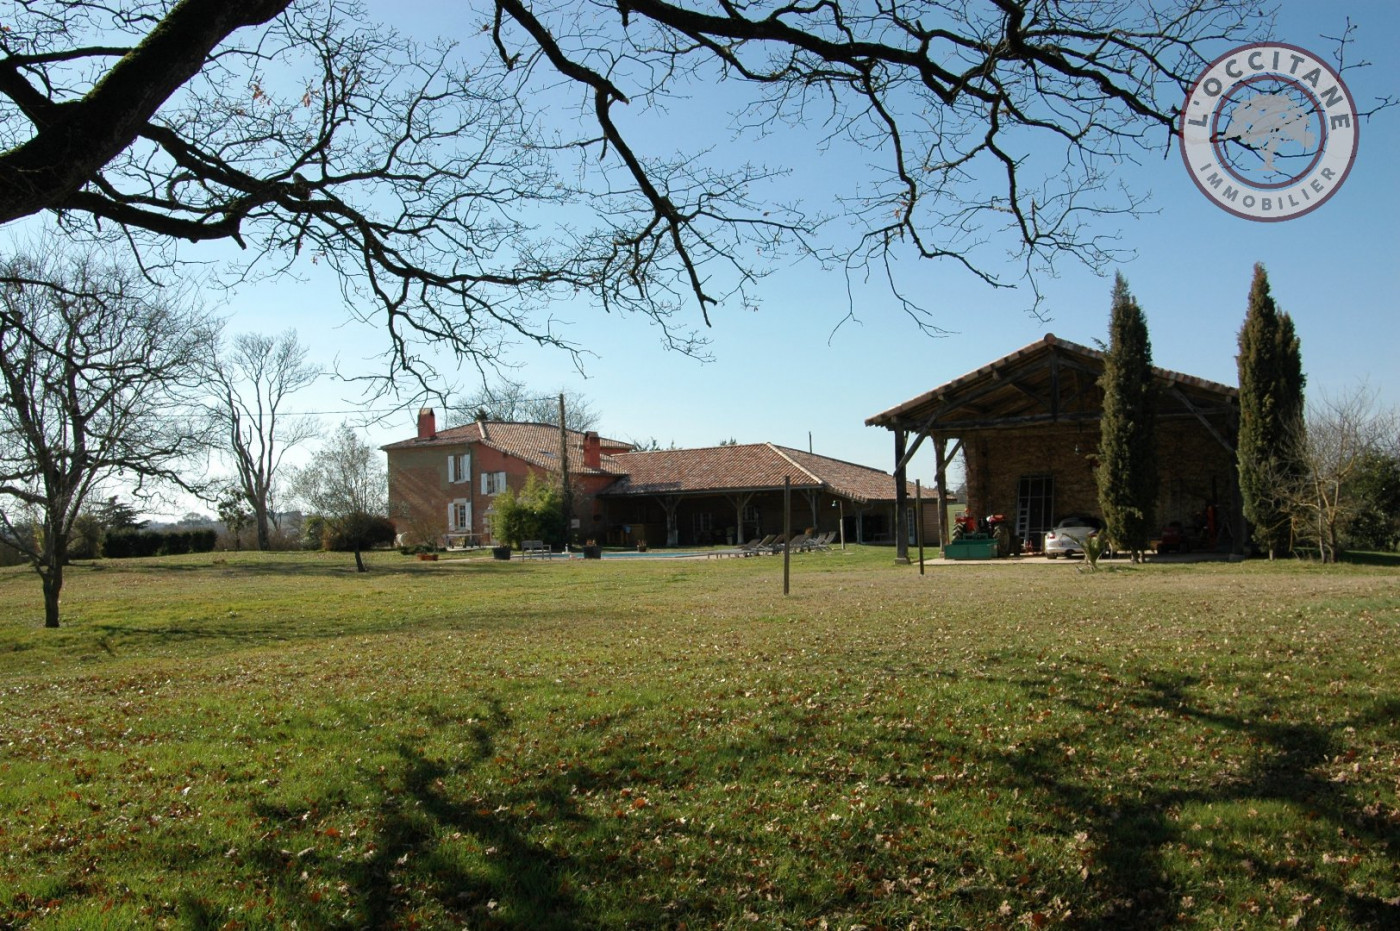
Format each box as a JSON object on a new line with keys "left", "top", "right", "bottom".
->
{"left": 39, "top": 525, "right": 70, "bottom": 628}
{"left": 255, "top": 508, "right": 272, "bottom": 551}
{"left": 354, "top": 548, "right": 366, "bottom": 573}
{"left": 40, "top": 564, "right": 62, "bottom": 629}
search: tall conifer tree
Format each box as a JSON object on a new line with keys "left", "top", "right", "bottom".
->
{"left": 1096, "top": 274, "right": 1158, "bottom": 562}
{"left": 1236, "top": 264, "right": 1306, "bottom": 558}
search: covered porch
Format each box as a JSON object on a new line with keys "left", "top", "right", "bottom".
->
{"left": 866, "top": 334, "right": 1242, "bottom": 558}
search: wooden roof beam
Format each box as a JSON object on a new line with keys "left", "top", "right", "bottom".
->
{"left": 1169, "top": 387, "right": 1237, "bottom": 454}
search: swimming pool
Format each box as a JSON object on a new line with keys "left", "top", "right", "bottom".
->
{"left": 573, "top": 550, "right": 707, "bottom": 559}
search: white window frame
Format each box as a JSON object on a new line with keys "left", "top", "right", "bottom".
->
{"left": 448, "top": 498, "right": 470, "bottom": 531}
{"left": 447, "top": 452, "right": 470, "bottom": 484}
{"left": 481, "top": 471, "right": 507, "bottom": 495}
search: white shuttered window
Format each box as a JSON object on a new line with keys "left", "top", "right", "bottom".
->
{"left": 447, "top": 452, "right": 470, "bottom": 484}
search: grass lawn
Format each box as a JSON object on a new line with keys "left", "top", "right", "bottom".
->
{"left": 1, "top": 547, "right": 1398, "bottom": 929}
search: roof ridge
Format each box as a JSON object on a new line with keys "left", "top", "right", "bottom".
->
{"left": 766, "top": 443, "right": 824, "bottom": 486}
{"left": 867, "top": 332, "right": 1237, "bottom": 427}
{"left": 774, "top": 445, "right": 891, "bottom": 474}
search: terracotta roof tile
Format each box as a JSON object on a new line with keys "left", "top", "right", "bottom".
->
{"left": 776, "top": 447, "right": 914, "bottom": 503}
{"left": 604, "top": 443, "right": 914, "bottom": 503}
{"left": 382, "top": 421, "right": 631, "bottom": 476}
{"left": 385, "top": 424, "right": 918, "bottom": 502}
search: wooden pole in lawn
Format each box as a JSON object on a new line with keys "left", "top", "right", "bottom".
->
{"left": 893, "top": 429, "right": 910, "bottom": 564}
{"left": 783, "top": 475, "right": 791, "bottom": 595}
{"left": 916, "top": 479, "right": 925, "bottom": 575}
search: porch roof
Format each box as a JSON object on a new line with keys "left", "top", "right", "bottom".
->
{"left": 865, "top": 333, "right": 1238, "bottom": 436}
{"left": 602, "top": 443, "right": 916, "bottom": 505}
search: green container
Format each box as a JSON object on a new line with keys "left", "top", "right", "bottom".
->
{"left": 943, "top": 538, "right": 998, "bottom": 560}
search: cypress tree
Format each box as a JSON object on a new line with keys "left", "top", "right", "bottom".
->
{"left": 1096, "top": 273, "right": 1158, "bottom": 562}
{"left": 1236, "top": 264, "right": 1306, "bottom": 558}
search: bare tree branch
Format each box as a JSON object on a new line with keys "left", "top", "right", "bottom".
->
{"left": 1, "top": 0, "right": 1280, "bottom": 390}
{"left": 208, "top": 329, "right": 322, "bottom": 550}
{"left": 0, "top": 245, "right": 218, "bottom": 626}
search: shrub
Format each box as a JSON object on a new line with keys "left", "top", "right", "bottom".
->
{"left": 302, "top": 515, "right": 328, "bottom": 551}
{"left": 0, "top": 537, "right": 26, "bottom": 567}
{"left": 323, "top": 513, "right": 397, "bottom": 552}
{"left": 491, "top": 475, "right": 565, "bottom": 548}
{"left": 68, "top": 512, "right": 106, "bottom": 560}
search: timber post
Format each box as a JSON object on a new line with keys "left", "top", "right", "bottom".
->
{"left": 783, "top": 476, "right": 791, "bottom": 595}
{"left": 934, "top": 435, "right": 950, "bottom": 555}
{"left": 893, "top": 428, "right": 910, "bottom": 564}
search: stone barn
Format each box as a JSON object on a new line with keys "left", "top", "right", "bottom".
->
{"left": 866, "top": 334, "right": 1242, "bottom": 557}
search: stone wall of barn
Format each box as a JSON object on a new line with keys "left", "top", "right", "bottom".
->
{"left": 959, "top": 416, "right": 1237, "bottom": 551}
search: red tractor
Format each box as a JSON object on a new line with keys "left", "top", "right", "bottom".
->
{"left": 952, "top": 511, "right": 1015, "bottom": 557}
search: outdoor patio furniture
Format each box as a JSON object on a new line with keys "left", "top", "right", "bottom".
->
{"left": 704, "top": 537, "right": 765, "bottom": 559}
{"left": 757, "top": 534, "right": 788, "bottom": 554}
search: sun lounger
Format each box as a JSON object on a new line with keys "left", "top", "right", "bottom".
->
{"left": 706, "top": 538, "right": 762, "bottom": 559}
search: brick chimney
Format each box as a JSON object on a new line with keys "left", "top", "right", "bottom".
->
{"left": 417, "top": 407, "right": 436, "bottom": 440}
{"left": 583, "top": 431, "right": 601, "bottom": 469}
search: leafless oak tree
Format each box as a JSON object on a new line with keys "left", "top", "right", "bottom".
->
{"left": 1292, "top": 386, "right": 1398, "bottom": 563}
{"left": 447, "top": 378, "right": 599, "bottom": 431}
{"left": 290, "top": 422, "right": 388, "bottom": 572}
{"left": 210, "top": 330, "right": 321, "bottom": 550}
{"left": 0, "top": 249, "right": 218, "bottom": 627}
{"left": 2, "top": 0, "right": 1276, "bottom": 384}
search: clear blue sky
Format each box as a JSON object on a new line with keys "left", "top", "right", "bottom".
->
{"left": 169, "top": 2, "right": 1400, "bottom": 514}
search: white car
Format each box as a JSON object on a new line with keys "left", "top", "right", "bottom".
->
{"left": 1044, "top": 515, "right": 1112, "bottom": 558}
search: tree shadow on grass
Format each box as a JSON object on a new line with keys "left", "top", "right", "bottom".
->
{"left": 85, "top": 554, "right": 513, "bottom": 578}
{"left": 245, "top": 697, "right": 593, "bottom": 930}
{"left": 1001, "top": 664, "right": 1400, "bottom": 928}
{"left": 125, "top": 658, "right": 1398, "bottom": 929}
{"left": 81, "top": 613, "right": 423, "bottom": 654}
{"left": 1337, "top": 550, "right": 1400, "bottom": 568}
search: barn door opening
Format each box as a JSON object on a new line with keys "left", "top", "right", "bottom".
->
{"left": 1016, "top": 474, "right": 1054, "bottom": 553}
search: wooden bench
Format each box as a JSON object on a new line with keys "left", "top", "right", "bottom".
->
{"left": 521, "top": 540, "right": 553, "bottom": 559}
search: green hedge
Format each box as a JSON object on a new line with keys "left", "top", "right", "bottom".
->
{"left": 104, "top": 529, "right": 218, "bottom": 559}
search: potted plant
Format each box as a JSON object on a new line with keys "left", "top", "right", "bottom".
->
{"left": 491, "top": 545, "right": 511, "bottom": 560}
{"left": 582, "top": 539, "right": 602, "bottom": 559}
{"left": 636, "top": 540, "right": 648, "bottom": 552}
